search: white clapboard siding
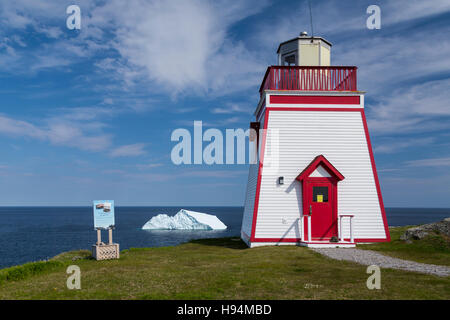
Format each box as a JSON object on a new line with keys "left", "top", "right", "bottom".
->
{"left": 254, "top": 110, "right": 386, "bottom": 240}
{"left": 242, "top": 111, "right": 266, "bottom": 237}
{"left": 241, "top": 163, "right": 258, "bottom": 237}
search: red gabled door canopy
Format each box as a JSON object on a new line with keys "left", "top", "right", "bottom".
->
{"left": 296, "top": 155, "right": 345, "bottom": 182}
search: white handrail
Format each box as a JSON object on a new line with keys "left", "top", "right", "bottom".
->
{"left": 307, "top": 215, "right": 312, "bottom": 242}
{"left": 299, "top": 216, "right": 303, "bottom": 241}
{"left": 339, "top": 215, "right": 354, "bottom": 243}
{"left": 350, "top": 217, "right": 354, "bottom": 243}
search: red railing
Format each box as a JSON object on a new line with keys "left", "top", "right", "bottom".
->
{"left": 259, "top": 66, "right": 357, "bottom": 95}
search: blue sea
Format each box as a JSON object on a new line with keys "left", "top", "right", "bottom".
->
{"left": 0, "top": 206, "right": 449, "bottom": 269}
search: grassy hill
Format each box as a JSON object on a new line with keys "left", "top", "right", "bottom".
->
{"left": 0, "top": 237, "right": 448, "bottom": 300}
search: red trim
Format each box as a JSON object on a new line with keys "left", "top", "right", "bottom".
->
{"left": 296, "top": 155, "right": 344, "bottom": 241}
{"left": 361, "top": 110, "right": 391, "bottom": 241}
{"left": 296, "top": 155, "right": 345, "bottom": 181}
{"left": 250, "top": 238, "right": 386, "bottom": 243}
{"left": 305, "top": 241, "right": 354, "bottom": 245}
{"left": 249, "top": 110, "right": 269, "bottom": 241}
{"left": 270, "top": 95, "right": 360, "bottom": 105}
{"left": 333, "top": 238, "right": 389, "bottom": 243}
{"left": 251, "top": 238, "right": 386, "bottom": 245}
{"left": 259, "top": 66, "right": 358, "bottom": 94}
{"left": 251, "top": 238, "right": 302, "bottom": 243}
{"left": 266, "top": 107, "right": 364, "bottom": 112}
{"left": 354, "top": 238, "right": 389, "bottom": 243}
{"left": 249, "top": 107, "right": 390, "bottom": 244}
{"left": 302, "top": 178, "right": 338, "bottom": 241}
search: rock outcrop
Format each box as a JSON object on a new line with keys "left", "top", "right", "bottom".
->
{"left": 400, "top": 217, "right": 450, "bottom": 241}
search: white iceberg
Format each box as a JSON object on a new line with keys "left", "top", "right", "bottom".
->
{"left": 142, "top": 209, "right": 227, "bottom": 230}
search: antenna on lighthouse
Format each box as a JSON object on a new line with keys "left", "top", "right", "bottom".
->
{"left": 308, "top": 0, "right": 314, "bottom": 43}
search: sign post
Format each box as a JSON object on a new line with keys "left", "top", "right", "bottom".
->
{"left": 92, "top": 200, "right": 119, "bottom": 260}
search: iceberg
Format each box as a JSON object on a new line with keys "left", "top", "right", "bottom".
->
{"left": 142, "top": 209, "right": 227, "bottom": 230}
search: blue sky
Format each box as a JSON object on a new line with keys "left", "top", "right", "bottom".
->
{"left": 0, "top": 0, "right": 449, "bottom": 207}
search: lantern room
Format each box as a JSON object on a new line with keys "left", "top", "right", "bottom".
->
{"left": 277, "top": 31, "right": 331, "bottom": 66}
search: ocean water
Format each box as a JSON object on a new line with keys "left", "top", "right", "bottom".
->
{"left": 0, "top": 206, "right": 449, "bottom": 269}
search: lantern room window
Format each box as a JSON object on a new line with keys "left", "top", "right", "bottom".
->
{"left": 282, "top": 53, "right": 297, "bottom": 66}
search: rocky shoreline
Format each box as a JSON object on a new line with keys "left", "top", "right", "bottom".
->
{"left": 400, "top": 217, "right": 450, "bottom": 241}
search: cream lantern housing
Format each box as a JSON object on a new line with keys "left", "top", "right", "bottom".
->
{"left": 277, "top": 31, "right": 332, "bottom": 67}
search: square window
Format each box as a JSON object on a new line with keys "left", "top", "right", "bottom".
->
{"left": 283, "top": 54, "right": 296, "bottom": 66}
{"left": 313, "top": 186, "right": 328, "bottom": 202}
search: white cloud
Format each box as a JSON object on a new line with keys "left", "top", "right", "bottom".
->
{"left": 1, "top": 0, "right": 449, "bottom": 143}
{"left": 406, "top": 157, "right": 450, "bottom": 167}
{"left": 181, "top": 170, "right": 248, "bottom": 178}
{"left": 0, "top": 115, "right": 47, "bottom": 140}
{"left": 174, "top": 116, "right": 244, "bottom": 128}
{"left": 367, "top": 79, "right": 450, "bottom": 134}
{"left": 333, "top": 34, "right": 450, "bottom": 95}
{"left": 1, "top": 0, "right": 449, "bottom": 96}
{"left": 171, "top": 107, "right": 199, "bottom": 114}
{"left": 254, "top": 0, "right": 450, "bottom": 41}
{"left": 382, "top": 0, "right": 450, "bottom": 25}
{"left": 381, "top": 173, "right": 450, "bottom": 207}
{"left": 109, "top": 143, "right": 147, "bottom": 157}
{"left": 0, "top": 113, "right": 112, "bottom": 152}
{"left": 36, "top": 26, "right": 63, "bottom": 39}
{"left": 57, "top": 107, "right": 116, "bottom": 121}
{"left": 1, "top": 0, "right": 269, "bottom": 96}
{"left": 377, "top": 168, "right": 401, "bottom": 173}
{"left": 124, "top": 168, "right": 247, "bottom": 182}
{"left": 99, "top": 0, "right": 269, "bottom": 95}
{"left": 374, "top": 137, "right": 434, "bottom": 154}
{"left": 136, "top": 163, "right": 164, "bottom": 170}
{"left": 252, "top": 1, "right": 450, "bottom": 85}
{"left": 211, "top": 103, "right": 252, "bottom": 114}
{"left": 102, "top": 98, "right": 114, "bottom": 105}
{"left": 47, "top": 122, "right": 111, "bottom": 152}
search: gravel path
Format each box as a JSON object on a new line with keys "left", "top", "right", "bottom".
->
{"left": 312, "top": 248, "right": 450, "bottom": 277}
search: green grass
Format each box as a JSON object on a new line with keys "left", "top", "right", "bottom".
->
{"left": 0, "top": 237, "right": 448, "bottom": 300}
{"left": 0, "top": 250, "right": 92, "bottom": 285}
{"left": 358, "top": 226, "right": 450, "bottom": 266}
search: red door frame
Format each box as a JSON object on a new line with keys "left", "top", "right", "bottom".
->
{"left": 303, "top": 177, "right": 338, "bottom": 240}
{"left": 296, "top": 155, "right": 344, "bottom": 242}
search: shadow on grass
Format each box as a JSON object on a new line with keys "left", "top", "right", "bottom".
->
{"left": 188, "top": 237, "right": 248, "bottom": 250}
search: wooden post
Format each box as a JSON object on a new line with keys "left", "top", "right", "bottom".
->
{"left": 96, "top": 229, "right": 101, "bottom": 245}
{"left": 339, "top": 216, "right": 343, "bottom": 242}
{"left": 108, "top": 228, "right": 113, "bottom": 245}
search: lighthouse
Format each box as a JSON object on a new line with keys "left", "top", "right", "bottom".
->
{"left": 241, "top": 32, "right": 390, "bottom": 248}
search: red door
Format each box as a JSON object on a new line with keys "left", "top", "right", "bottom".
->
{"left": 305, "top": 179, "right": 337, "bottom": 240}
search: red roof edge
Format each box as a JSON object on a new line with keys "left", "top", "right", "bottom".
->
{"left": 296, "top": 155, "right": 345, "bottom": 181}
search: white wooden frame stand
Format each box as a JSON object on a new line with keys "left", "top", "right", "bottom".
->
{"left": 92, "top": 228, "right": 120, "bottom": 260}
